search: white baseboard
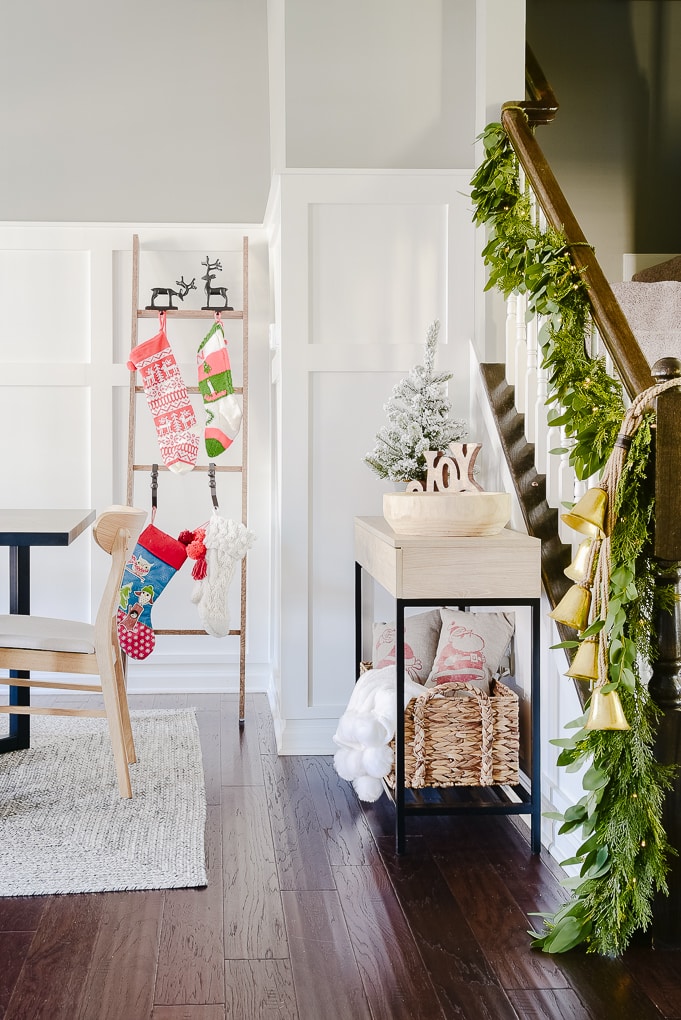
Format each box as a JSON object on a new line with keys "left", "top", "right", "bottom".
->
{"left": 126, "top": 658, "right": 271, "bottom": 694}
{"left": 273, "top": 715, "right": 339, "bottom": 755}
{"left": 2, "top": 661, "right": 273, "bottom": 696}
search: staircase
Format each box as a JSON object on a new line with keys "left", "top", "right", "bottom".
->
{"left": 480, "top": 46, "right": 681, "bottom": 944}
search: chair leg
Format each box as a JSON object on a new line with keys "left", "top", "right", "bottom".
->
{"left": 99, "top": 659, "right": 133, "bottom": 798}
{"left": 113, "top": 645, "right": 136, "bottom": 765}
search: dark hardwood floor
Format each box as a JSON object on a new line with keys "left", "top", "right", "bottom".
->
{"left": 1, "top": 691, "right": 680, "bottom": 1019}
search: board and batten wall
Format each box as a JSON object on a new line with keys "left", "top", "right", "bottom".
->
{"left": 266, "top": 170, "right": 477, "bottom": 752}
{"left": 0, "top": 224, "right": 273, "bottom": 693}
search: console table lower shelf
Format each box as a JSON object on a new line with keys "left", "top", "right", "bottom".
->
{"left": 354, "top": 515, "right": 542, "bottom": 854}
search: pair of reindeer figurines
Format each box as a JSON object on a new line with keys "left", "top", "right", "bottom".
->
{"left": 146, "top": 256, "right": 233, "bottom": 312}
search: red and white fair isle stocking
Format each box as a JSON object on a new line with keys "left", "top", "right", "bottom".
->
{"left": 127, "top": 312, "right": 199, "bottom": 474}
{"left": 117, "top": 522, "right": 188, "bottom": 659}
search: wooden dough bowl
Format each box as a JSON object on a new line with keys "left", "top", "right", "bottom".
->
{"left": 383, "top": 491, "right": 512, "bottom": 537}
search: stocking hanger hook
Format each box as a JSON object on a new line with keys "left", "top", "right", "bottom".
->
{"left": 150, "top": 463, "right": 159, "bottom": 521}
{"left": 208, "top": 462, "right": 219, "bottom": 510}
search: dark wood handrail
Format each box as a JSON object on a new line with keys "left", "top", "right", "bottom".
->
{"left": 522, "top": 44, "right": 559, "bottom": 124}
{"left": 500, "top": 49, "right": 651, "bottom": 399}
{"left": 501, "top": 108, "right": 651, "bottom": 397}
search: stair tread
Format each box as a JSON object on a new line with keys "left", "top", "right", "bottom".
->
{"left": 479, "top": 361, "right": 572, "bottom": 621}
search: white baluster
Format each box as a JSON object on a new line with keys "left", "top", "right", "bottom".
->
{"left": 588, "top": 318, "right": 599, "bottom": 359}
{"left": 514, "top": 292, "right": 527, "bottom": 415}
{"left": 505, "top": 294, "right": 517, "bottom": 387}
{"left": 557, "top": 428, "right": 576, "bottom": 544}
{"left": 545, "top": 412, "right": 563, "bottom": 509}
{"left": 534, "top": 351, "right": 549, "bottom": 475}
{"left": 524, "top": 314, "right": 538, "bottom": 443}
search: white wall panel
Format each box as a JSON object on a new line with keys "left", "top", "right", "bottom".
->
{"left": 0, "top": 386, "right": 90, "bottom": 508}
{"left": 309, "top": 370, "right": 403, "bottom": 708}
{"left": 0, "top": 251, "right": 90, "bottom": 363}
{"left": 309, "top": 204, "right": 446, "bottom": 347}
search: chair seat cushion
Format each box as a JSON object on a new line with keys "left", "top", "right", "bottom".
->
{"left": 0, "top": 615, "right": 96, "bottom": 654}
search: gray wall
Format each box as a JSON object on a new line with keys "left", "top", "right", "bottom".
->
{"left": 1, "top": 0, "right": 482, "bottom": 224}
{"left": 284, "top": 0, "right": 477, "bottom": 170}
{"left": 0, "top": 0, "right": 271, "bottom": 223}
{"left": 527, "top": 0, "right": 681, "bottom": 280}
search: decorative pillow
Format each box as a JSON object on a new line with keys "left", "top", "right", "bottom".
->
{"left": 426, "top": 608, "right": 515, "bottom": 692}
{"left": 371, "top": 609, "right": 442, "bottom": 684}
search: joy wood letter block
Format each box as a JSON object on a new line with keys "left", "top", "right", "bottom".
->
{"left": 406, "top": 444, "right": 484, "bottom": 493}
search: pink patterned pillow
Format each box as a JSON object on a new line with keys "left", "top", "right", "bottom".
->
{"left": 371, "top": 609, "right": 441, "bottom": 684}
{"left": 426, "top": 609, "right": 515, "bottom": 692}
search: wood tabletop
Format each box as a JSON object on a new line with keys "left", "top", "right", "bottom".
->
{"left": 0, "top": 509, "right": 96, "bottom": 546}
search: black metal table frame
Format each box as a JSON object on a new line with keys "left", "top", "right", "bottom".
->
{"left": 355, "top": 561, "right": 542, "bottom": 854}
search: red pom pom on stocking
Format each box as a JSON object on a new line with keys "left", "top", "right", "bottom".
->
{"left": 183, "top": 526, "right": 208, "bottom": 579}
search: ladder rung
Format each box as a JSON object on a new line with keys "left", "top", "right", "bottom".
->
{"left": 137, "top": 309, "right": 244, "bottom": 320}
{"left": 134, "top": 386, "right": 244, "bottom": 395}
{"left": 132, "top": 464, "right": 242, "bottom": 473}
{"left": 153, "top": 629, "right": 241, "bottom": 636}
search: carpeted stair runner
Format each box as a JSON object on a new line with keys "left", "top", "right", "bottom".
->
{"left": 611, "top": 278, "right": 681, "bottom": 369}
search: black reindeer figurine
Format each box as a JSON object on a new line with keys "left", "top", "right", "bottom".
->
{"left": 146, "top": 276, "right": 197, "bottom": 311}
{"left": 200, "top": 256, "right": 233, "bottom": 311}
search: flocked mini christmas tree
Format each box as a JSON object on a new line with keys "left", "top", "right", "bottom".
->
{"left": 364, "top": 320, "right": 466, "bottom": 483}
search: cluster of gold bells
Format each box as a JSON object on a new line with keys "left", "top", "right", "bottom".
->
{"left": 548, "top": 486, "right": 630, "bottom": 731}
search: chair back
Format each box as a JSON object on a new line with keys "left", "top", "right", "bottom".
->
{"left": 92, "top": 506, "right": 147, "bottom": 637}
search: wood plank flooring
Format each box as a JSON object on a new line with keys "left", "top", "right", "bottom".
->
{"left": 0, "top": 692, "right": 680, "bottom": 1019}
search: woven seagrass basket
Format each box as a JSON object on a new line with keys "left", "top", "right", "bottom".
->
{"left": 387, "top": 679, "right": 520, "bottom": 789}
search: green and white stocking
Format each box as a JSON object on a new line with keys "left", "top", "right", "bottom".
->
{"left": 197, "top": 321, "right": 242, "bottom": 457}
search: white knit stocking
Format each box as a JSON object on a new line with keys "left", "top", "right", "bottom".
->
{"left": 191, "top": 515, "right": 255, "bottom": 637}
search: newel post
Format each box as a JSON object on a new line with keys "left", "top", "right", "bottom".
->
{"left": 649, "top": 357, "right": 681, "bottom": 946}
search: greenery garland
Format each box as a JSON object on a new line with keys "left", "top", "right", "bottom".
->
{"left": 470, "top": 121, "right": 676, "bottom": 955}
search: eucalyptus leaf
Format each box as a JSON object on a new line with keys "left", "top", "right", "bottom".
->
{"left": 583, "top": 765, "right": 609, "bottom": 791}
{"left": 580, "top": 619, "right": 605, "bottom": 639}
{"left": 564, "top": 712, "right": 590, "bottom": 728}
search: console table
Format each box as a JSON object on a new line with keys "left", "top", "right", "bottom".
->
{"left": 354, "top": 516, "right": 542, "bottom": 854}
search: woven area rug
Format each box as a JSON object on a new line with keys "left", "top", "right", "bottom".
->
{"left": 0, "top": 709, "right": 207, "bottom": 896}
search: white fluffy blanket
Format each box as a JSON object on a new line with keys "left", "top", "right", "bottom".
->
{"left": 332, "top": 666, "right": 423, "bottom": 802}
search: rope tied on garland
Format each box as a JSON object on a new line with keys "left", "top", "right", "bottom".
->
{"left": 564, "top": 241, "right": 595, "bottom": 253}
{"left": 590, "top": 376, "right": 681, "bottom": 688}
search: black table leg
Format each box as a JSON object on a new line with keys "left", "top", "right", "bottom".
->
{"left": 355, "top": 562, "right": 362, "bottom": 680}
{"left": 530, "top": 598, "right": 541, "bottom": 853}
{"left": 395, "top": 599, "right": 406, "bottom": 854}
{"left": 4, "top": 545, "right": 30, "bottom": 751}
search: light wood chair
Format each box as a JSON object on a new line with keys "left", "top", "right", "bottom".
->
{"left": 0, "top": 505, "right": 147, "bottom": 798}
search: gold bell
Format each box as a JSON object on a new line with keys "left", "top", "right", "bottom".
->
{"left": 584, "top": 688, "right": 630, "bottom": 731}
{"left": 566, "top": 636, "right": 599, "bottom": 681}
{"left": 561, "top": 487, "right": 608, "bottom": 538}
{"left": 549, "top": 582, "right": 592, "bottom": 631}
{"left": 564, "top": 539, "right": 595, "bottom": 582}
